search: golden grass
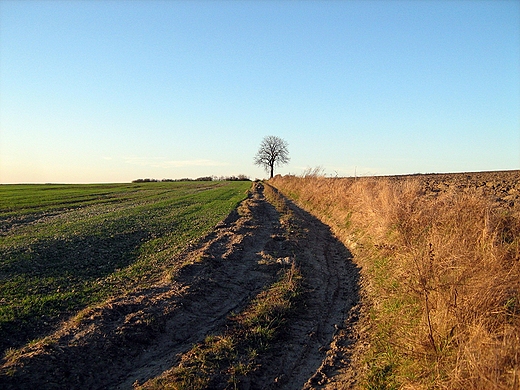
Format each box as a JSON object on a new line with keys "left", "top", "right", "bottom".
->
{"left": 270, "top": 174, "right": 519, "bottom": 390}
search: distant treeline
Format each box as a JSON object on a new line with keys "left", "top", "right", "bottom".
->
{"left": 132, "top": 175, "right": 251, "bottom": 183}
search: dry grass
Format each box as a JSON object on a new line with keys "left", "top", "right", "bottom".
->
{"left": 270, "top": 173, "right": 520, "bottom": 389}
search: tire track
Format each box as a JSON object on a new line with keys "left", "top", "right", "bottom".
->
{"left": 247, "top": 184, "right": 360, "bottom": 389}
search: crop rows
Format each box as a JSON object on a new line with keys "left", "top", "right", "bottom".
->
{"left": 0, "top": 182, "right": 250, "bottom": 356}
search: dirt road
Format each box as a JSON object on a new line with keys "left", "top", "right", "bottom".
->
{"left": 1, "top": 182, "right": 362, "bottom": 389}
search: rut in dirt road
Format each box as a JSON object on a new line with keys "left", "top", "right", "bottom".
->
{"left": 0, "top": 182, "right": 361, "bottom": 389}
{"left": 246, "top": 184, "right": 361, "bottom": 390}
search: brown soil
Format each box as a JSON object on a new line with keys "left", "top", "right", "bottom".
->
{"left": 0, "top": 182, "right": 363, "bottom": 389}
{"left": 389, "top": 170, "right": 520, "bottom": 207}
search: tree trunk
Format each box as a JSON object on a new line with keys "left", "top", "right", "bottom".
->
{"left": 270, "top": 164, "right": 274, "bottom": 179}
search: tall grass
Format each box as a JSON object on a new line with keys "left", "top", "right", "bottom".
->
{"left": 270, "top": 174, "right": 519, "bottom": 389}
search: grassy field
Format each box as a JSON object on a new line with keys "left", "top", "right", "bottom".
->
{"left": 271, "top": 171, "right": 520, "bottom": 390}
{"left": 4, "top": 174, "right": 518, "bottom": 388}
{"left": 0, "top": 181, "right": 251, "bottom": 355}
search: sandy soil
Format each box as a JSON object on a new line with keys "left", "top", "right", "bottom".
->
{"left": 0, "top": 182, "right": 363, "bottom": 389}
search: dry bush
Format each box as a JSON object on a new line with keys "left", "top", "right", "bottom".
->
{"left": 270, "top": 174, "right": 520, "bottom": 389}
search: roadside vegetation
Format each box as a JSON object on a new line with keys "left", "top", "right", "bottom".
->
{"left": 270, "top": 171, "right": 520, "bottom": 389}
{"left": 0, "top": 181, "right": 251, "bottom": 356}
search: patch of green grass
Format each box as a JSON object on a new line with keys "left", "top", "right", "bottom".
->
{"left": 366, "top": 362, "right": 399, "bottom": 390}
{"left": 0, "top": 181, "right": 251, "bottom": 355}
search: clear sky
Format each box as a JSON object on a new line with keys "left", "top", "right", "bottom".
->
{"left": 1, "top": 0, "right": 519, "bottom": 183}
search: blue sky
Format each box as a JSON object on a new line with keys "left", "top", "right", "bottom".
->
{"left": 1, "top": 0, "right": 519, "bottom": 183}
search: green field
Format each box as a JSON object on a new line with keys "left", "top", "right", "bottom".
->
{"left": 0, "top": 181, "right": 251, "bottom": 355}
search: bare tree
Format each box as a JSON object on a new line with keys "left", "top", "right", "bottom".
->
{"left": 254, "top": 136, "right": 290, "bottom": 179}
